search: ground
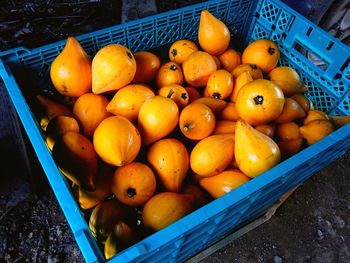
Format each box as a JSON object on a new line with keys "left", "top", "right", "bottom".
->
{"left": 0, "top": 1, "right": 349, "bottom": 262}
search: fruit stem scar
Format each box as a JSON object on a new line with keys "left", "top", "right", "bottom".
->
{"left": 127, "top": 188, "right": 136, "bottom": 198}
{"left": 170, "top": 64, "right": 177, "bottom": 70}
{"left": 126, "top": 51, "right": 133, "bottom": 59}
{"left": 167, "top": 89, "right": 175, "bottom": 98}
{"left": 183, "top": 123, "right": 194, "bottom": 132}
{"left": 212, "top": 92, "right": 221, "bottom": 99}
{"left": 268, "top": 47, "right": 275, "bottom": 55}
{"left": 171, "top": 49, "right": 177, "bottom": 57}
{"left": 251, "top": 64, "right": 257, "bottom": 69}
{"left": 181, "top": 93, "right": 188, "bottom": 100}
{"left": 254, "top": 95, "right": 264, "bottom": 105}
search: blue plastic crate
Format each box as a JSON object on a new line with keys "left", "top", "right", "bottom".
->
{"left": 0, "top": 0, "right": 350, "bottom": 262}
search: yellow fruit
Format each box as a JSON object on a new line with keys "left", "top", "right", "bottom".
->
{"left": 155, "top": 62, "right": 183, "bottom": 88}
{"left": 190, "top": 134, "right": 235, "bottom": 177}
{"left": 206, "top": 69, "right": 234, "bottom": 100}
{"left": 235, "top": 79, "right": 285, "bottom": 125}
{"left": 92, "top": 44, "right": 136, "bottom": 94}
{"left": 242, "top": 39, "right": 280, "bottom": 73}
{"left": 142, "top": 192, "right": 193, "bottom": 231}
{"left": 198, "top": 10, "right": 230, "bottom": 55}
{"left": 158, "top": 84, "right": 189, "bottom": 109}
{"left": 50, "top": 37, "right": 92, "bottom": 97}
{"left": 169, "top": 40, "right": 199, "bottom": 65}
{"left": 138, "top": 96, "right": 179, "bottom": 145}
{"left": 303, "top": 110, "right": 329, "bottom": 125}
{"left": 269, "top": 67, "right": 307, "bottom": 96}
{"left": 93, "top": 116, "right": 141, "bottom": 166}
{"left": 299, "top": 120, "right": 334, "bottom": 145}
{"left": 182, "top": 51, "right": 217, "bottom": 87}
{"left": 73, "top": 93, "right": 112, "bottom": 137}
{"left": 235, "top": 120, "right": 281, "bottom": 178}
{"left": 106, "top": 84, "right": 155, "bottom": 122}
{"left": 231, "top": 64, "right": 263, "bottom": 79}
{"left": 230, "top": 71, "right": 253, "bottom": 102}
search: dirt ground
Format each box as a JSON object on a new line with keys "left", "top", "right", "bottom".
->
{"left": 0, "top": 1, "right": 349, "bottom": 263}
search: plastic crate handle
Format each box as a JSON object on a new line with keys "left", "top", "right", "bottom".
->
{"left": 283, "top": 15, "right": 350, "bottom": 81}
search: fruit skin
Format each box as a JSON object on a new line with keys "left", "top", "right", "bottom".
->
{"left": 106, "top": 84, "right": 155, "bottom": 122}
{"left": 93, "top": 116, "right": 141, "bottom": 166}
{"left": 329, "top": 115, "right": 350, "bottom": 127}
{"left": 231, "top": 64, "right": 263, "bottom": 79}
{"left": 219, "top": 102, "right": 240, "bottom": 121}
{"left": 155, "top": 62, "right": 183, "bottom": 88}
{"left": 138, "top": 96, "right": 179, "bottom": 145}
{"left": 142, "top": 192, "right": 193, "bottom": 231}
{"left": 73, "top": 93, "right": 112, "bottom": 137}
{"left": 275, "top": 97, "right": 306, "bottom": 124}
{"left": 92, "top": 44, "right": 136, "bottom": 94}
{"left": 290, "top": 94, "right": 314, "bottom": 113}
{"left": 299, "top": 119, "right": 334, "bottom": 145}
{"left": 46, "top": 115, "right": 80, "bottom": 150}
{"left": 254, "top": 123, "right": 275, "bottom": 139}
{"left": 235, "top": 120, "right": 281, "bottom": 178}
{"left": 269, "top": 67, "right": 307, "bottom": 96}
{"left": 213, "top": 120, "right": 236, "bottom": 135}
{"left": 198, "top": 10, "right": 230, "bottom": 55}
{"left": 179, "top": 103, "right": 216, "bottom": 140}
{"left": 50, "top": 37, "right": 92, "bottom": 97}
{"left": 147, "top": 138, "right": 189, "bottom": 192}
{"left": 73, "top": 163, "right": 114, "bottom": 210}
{"left": 89, "top": 199, "right": 131, "bottom": 243}
{"left": 192, "top": 97, "right": 227, "bottom": 116}
{"left": 199, "top": 169, "right": 250, "bottom": 199}
{"left": 53, "top": 131, "right": 98, "bottom": 191}
{"left": 235, "top": 79, "right": 285, "bottom": 125}
{"left": 303, "top": 110, "right": 329, "bottom": 125}
{"left": 206, "top": 69, "right": 234, "bottom": 100}
{"left": 182, "top": 183, "right": 210, "bottom": 208}
{"left": 169, "top": 40, "right": 199, "bottom": 65}
{"left": 212, "top": 55, "right": 222, "bottom": 69}
{"left": 182, "top": 51, "right": 217, "bottom": 87}
{"left": 190, "top": 134, "right": 235, "bottom": 177}
{"left": 36, "top": 95, "right": 72, "bottom": 131}
{"left": 158, "top": 84, "right": 189, "bottom": 109}
{"left": 133, "top": 51, "right": 160, "bottom": 83}
{"left": 186, "top": 87, "right": 201, "bottom": 103}
{"left": 218, "top": 49, "right": 241, "bottom": 72}
{"left": 242, "top": 39, "right": 280, "bottom": 73}
{"left": 278, "top": 138, "right": 303, "bottom": 159}
{"left": 104, "top": 221, "right": 136, "bottom": 259}
{"left": 230, "top": 71, "right": 253, "bottom": 102}
{"left": 112, "top": 162, "right": 156, "bottom": 206}
{"left": 276, "top": 122, "right": 300, "bottom": 141}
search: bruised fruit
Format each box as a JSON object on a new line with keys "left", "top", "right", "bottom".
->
{"left": 53, "top": 131, "right": 97, "bottom": 191}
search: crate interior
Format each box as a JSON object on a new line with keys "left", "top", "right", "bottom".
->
{"left": 1, "top": 0, "right": 350, "bottom": 262}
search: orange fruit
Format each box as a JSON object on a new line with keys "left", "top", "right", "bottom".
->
{"left": 182, "top": 51, "right": 217, "bottom": 87}
{"left": 198, "top": 10, "right": 230, "bottom": 55}
{"left": 299, "top": 120, "right": 334, "bottom": 145}
{"left": 93, "top": 116, "right": 141, "bottom": 166}
{"left": 242, "top": 39, "right": 280, "bottom": 73}
{"left": 73, "top": 93, "right": 112, "bottom": 137}
{"left": 275, "top": 98, "right": 306, "bottom": 123}
{"left": 269, "top": 67, "right": 307, "bottom": 96}
{"left": 92, "top": 44, "right": 136, "bottom": 94}
{"left": 185, "top": 87, "right": 201, "bottom": 103}
{"left": 138, "top": 96, "right": 179, "bottom": 145}
{"left": 276, "top": 122, "right": 300, "bottom": 141}
{"left": 235, "top": 79, "right": 285, "bottom": 125}
{"left": 192, "top": 97, "right": 227, "bottom": 116}
{"left": 213, "top": 120, "right": 236, "bottom": 135}
{"left": 231, "top": 63, "right": 263, "bottom": 79}
{"left": 169, "top": 40, "right": 198, "bottom": 65}
{"left": 218, "top": 49, "right": 241, "bottom": 72}
{"left": 179, "top": 103, "right": 216, "bottom": 140}
{"left": 303, "top": 110, "right": 329, "bottom": 125}
{"left": 206, "top": 69, "right": 234, "bottom": 100}
{"left": 230, "top": 71, "right": 253, "bottom": 102}
{"left": 112, "top": 162, "right": 156, "bottom": 206}
{"left": 133, "top": 51, "right": 161, "bottom": 83}
{"left": 106, "top": 84, "right": 155, "bottom": 122}
{"left": 290, "top": 94, "right": 314, "bottom": 113}
{"left": 155, "top": 62, "right": 183, "bottom": 88}
{"left": 158, "top": 84, "right": 189, "bottom": 109}
{"left": 254, "top": 123, "right": 275, "bottom": 139}
{"left": 278, "top": 139, "right": 304, "bottom": 158}
{"left": 212, "top": 55, "right": 222, "bottom": 69}
{"left": 219, "top": 102, "right": 240, "bottom": 121}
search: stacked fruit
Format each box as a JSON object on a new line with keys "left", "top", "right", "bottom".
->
{"left": 36, "top": 10, "right": 349, "bottom": 259}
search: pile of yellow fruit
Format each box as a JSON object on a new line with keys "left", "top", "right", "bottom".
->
{"left": 36, "top": 10, "right": 349, "bottom": 259}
